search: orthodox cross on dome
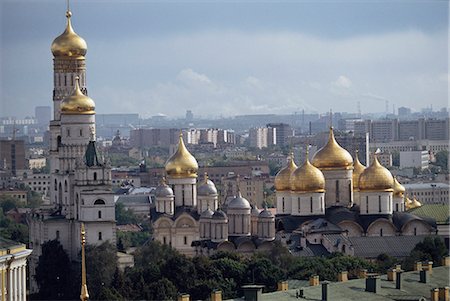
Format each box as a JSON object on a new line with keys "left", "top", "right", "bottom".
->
{"left": 66, "top": 0, "right": 72, "bottom": 18}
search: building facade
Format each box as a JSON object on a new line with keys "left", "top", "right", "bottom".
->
{"left": 28, "top": 7, "right": 116, "bottom": 293}
{"left": 274, "top": 128, "right": 436, "bottom": 257}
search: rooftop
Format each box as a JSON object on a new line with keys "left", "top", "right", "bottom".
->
{"left": 227, "top": 266, "right": 450, "bottom": 301}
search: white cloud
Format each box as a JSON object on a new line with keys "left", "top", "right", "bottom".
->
{"left": 3, "top": 28, "right": 448, "bottom": 117}
{"left": 332, "top": 75, "right": 352, "bottom": 89}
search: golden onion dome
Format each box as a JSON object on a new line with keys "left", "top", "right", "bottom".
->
{"left": 410, "top": 196, "right": 422, "bottom": 209}
{"left": 60, "top": 77, "right": 95, "bottom": 115}
{"left": 352, "top": 151, "right": 366, "bottom": 190}
{"left": 359, "top": 155, "right": 394, "bottom": 192}
{"left": 311, "top": 128, "right": 353, "bottom": 170}
{"left": 393, "top": 177, "right": 406, "bottom": 197}
{"left": 274, "top": 153, "right": 297, "bottom": 191}
{"left": 405, "top": 196, "right": 412, "bottom": 210}
{"left": 291, "top": 152, "right": 325, "bottom": 193}
{"left": 165, "top": 133, "right": 198, "bottom": 178}
{"left": 51, "top": 10, "right": 87, "bottom": 58}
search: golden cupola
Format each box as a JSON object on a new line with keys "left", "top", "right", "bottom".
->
{"left": 352, "top": 151, "right": 366, "bottom": 190}
{"left": 410, "top": 196, "right": 422, "bottom": 209}
{"left": 291, "top": 151, "right": 325, "bottom": 193}
{"left": 51, "top": 10, "right": 87, "bottom": 58}
{"left": 312, "top": 128, "right": 353, "bottom": 170}
{"left": 393, "top": 177, "right": 406, "bottom": 197}
{"left": 274, "top": 153, "right": 297, "bottom": 191}
{"left": 359, "top": 155, "right": 394, "bottom": 192}
{"left": 60, "top": 77, "right": 95, "bottom": 115}
{"left": 165, "top": 133, "right": 198, "bottom": 178}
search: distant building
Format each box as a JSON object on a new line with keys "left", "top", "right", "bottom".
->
{"left": 0, "top": 189, "right": 27, "bottom": 204}
{"left": 249, "top": 127, "right": 276, "bottom": 149}
{"left": 186, "top": 110, "right": 194, "bottom": 122}
{"left": 130, "top": 128, "right": 179, "bottom": 148}
{"left": 403, "top": 183, "right": 449, "bottom": 204}
{"left": 0, "top": 139, "right": 26, "bottom": 176}
{"left": 221, "top": 175, "right": 267, "bottom": 208}
{"left": 34, "top": 106, "right": 51, "bottom": 127}
{"left": 400, "top": 151, "right": 429, "bottom": 170}
{"left": 267, "top": 123, "right": 292, "bottom": 145}
{"left": 22, "top": 173, "right": 50, "bottom": 196}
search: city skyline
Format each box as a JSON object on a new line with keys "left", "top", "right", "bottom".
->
{"left": 1, "top": 0, "right": 448, "bottom": 119}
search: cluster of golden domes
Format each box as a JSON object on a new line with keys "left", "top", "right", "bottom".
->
{"left": 60, "top": 77, "right": 95, "bottom": 115}
{"left": 405, "top": 195, "right": 422, "bottom": 210}
{"left": 51, "top": 10, "right": 87, "bottom": 58}
{"left": 274, "top": 152, "right": 325, "bottom": 193}
{"left": 165, "top": 134, "right": 199, "bottom": 178}
{"left": 274, "top": 127, "right": 410, "bottom": 196}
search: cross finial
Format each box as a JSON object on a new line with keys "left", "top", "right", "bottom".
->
{"left": 66, "top": 0, "right": 72, "bottom": 18}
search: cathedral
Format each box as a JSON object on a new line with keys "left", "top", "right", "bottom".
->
{"left": 28, "top": 7, "right": 116, "bottom": 292}
{"left": 151, "top": 134, "right": 276, "bottom": 256}
{"left": 274, "top": 128, "right": 436, "bottom": 257}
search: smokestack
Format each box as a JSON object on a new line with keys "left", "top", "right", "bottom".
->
{"left": 395, "top": 271, "right": 403, "bottom": 290}
{"left": 365, "top": 276, "right": 380, "bottom": 293}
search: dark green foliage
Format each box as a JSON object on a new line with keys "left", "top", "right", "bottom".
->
{"left": 116, "top": 230, "right": 151, "bottom": 249}
{"left": 245, "top": 256, "right": 285, "bottom": 291}
{"left": 35, "top": 240, "right": 75, "bottom": 300}
{"left": 115, "top": 203, "right": 139, "bottom": 225}
{"left": 434, "top": 150, "right": 448, "bottom": 171}
{"left": 84, "top": 242, "right": 118, "bottom": 300}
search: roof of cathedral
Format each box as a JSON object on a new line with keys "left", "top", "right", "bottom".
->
{"left": 274, "top": 153, "right": 297, "bottom": 191}
{"left": 352, "top": 151, "right": 366, "bottom": 190}
{"left": 276, "top": 206, "right": 436, "bottom": 234}
{"left": 197, "top": 173, "right": 218, "bottom": 196}
{"left": 150, "top": 206, "right": 200, "bottom": 222}
{"left": 155, "top": 178, "right": 174, "bottom": 198}
{"left": 60, "top": 77, "right": 95, "bottom": 115}
{"left": 408, "top": 203, "right": 449, "bottom": 225}
{"left": 311, "top": 128, "right": 353, "bottom": 170}
{"left": 51, "top": 9, "right": 87, "bottom": 58}
{"left": 165, "top": 133, "right": 198, "bottom": 178}
{"left": 84, "top": 140, "right": 102, "bottom": 167}
{"left": 359, "top": 155, "right": 394, "bottom": 192}
{"left": 228, "top": 192, "right": 251, "bottom": 209}
{"left": 290, "top": 151, "right": 325, "bottom": 193}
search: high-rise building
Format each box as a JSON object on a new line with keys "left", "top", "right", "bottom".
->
{"left": 267, "top": 123, "right": 292, "bottom": 145}
{"left": 34, "top": 106, "right": 51, "bottom": 127}
{"left": 28, "top": 7, "right": 116, "bottom": 293}
{"left": 0, "top": 139, "right": 26, "bottom": 176}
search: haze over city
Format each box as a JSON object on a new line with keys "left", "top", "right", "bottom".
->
{"left": 1, "top": 0, "right": 448, "bottom": 118}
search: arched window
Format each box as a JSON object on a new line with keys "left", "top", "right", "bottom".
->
{"left": 64, "top": 180, "right": 68, "bottom": 192}
{"left": 54, "top": 179, "right": 57, "bottom": 191}
{"left": 380, "top": 228, "right": 383, "bottom": 237}
{"left": 184, "top": 236, "right": 187, "bottom": 245}
{"left": 94, "top": 199, "right": 105, "bottom": 205}
{"left": 378, "top": 196, "right": 381, "bottom": 212}
{"left": 93, "top": 172, "right": 97, "bottom": 181}
{"left": 56, "top": 230, "right": 60, "bottom": 240}
{"left": 414, "top": 227, "right": 417, "bottom": 236}
{"left": 98, "top": 232, "right": 102, "bottom": 241}
{"left": 310, "top": 197, "right": 313, "bottom": 213}
{"left": 98, "top": 210, "right": 102, "bottom": 219}
{"left": 80, "top": 129, "right": 83, "bottom": 137}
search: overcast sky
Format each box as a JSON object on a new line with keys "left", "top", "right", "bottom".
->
{"left": 1, "top": 0, "right": 448, "bottom": 119}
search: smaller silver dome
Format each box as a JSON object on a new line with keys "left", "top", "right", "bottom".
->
{"left": 155, "top": 183, "right": 174, "bottom": 198}
{"left": 198, "top": 179, "right": 218, "bottom": 196}
{"left": 259, "top": 207, "right": 274, "bottom": 218}
{"left": 228, "top": 192, "right": 251, "bottom": 209}
{"left": 200, "top": 208, "right": 214, "bottom": 219}
{"left": 212, "top": 209, "right": 227, "bottom": 220}
{"left": 251, "top": 205, "right": 261, "bottom": 217}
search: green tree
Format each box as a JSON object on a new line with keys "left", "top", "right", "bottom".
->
{"left": 115, "top": 203, "right": 139, "bottom": 225}
{"left": 434, "top": 150, "right": 448, "bottom": 171}
{"left": 35, "top": 240, "right": 76, "bottom": 300}
{"left": 245, "top": 257, "right": 285, "bottom": 292}
{"left": 84, "top": 241, "right": 118, "bottom": 300}
{"left": 145, "top": 278, "right": 178, "bottom": 300}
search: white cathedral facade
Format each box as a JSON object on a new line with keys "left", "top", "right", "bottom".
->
{"left": 28, "top": 7, "right": 116, "bottom": 292}
{"left": 151, "top": 134, "right": 276, "bottom": 256}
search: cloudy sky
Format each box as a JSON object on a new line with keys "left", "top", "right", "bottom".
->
{"left": 1, "top": 0, "right": 448, "bottom": 119}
